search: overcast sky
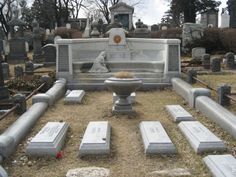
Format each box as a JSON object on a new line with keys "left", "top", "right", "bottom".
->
{"left": 133, "top": 0, "right": 228, "bottom": 25}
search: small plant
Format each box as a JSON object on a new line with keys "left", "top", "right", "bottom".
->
{"left": 114, "top": 71, "right": 134, "bottom": 78}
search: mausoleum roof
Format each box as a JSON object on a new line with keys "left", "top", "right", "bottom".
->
{"left": 109, "top": 2, "right": 134, "bottom": 13}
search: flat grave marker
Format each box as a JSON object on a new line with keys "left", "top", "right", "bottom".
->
{"left": 79, "top": 121, "right": 111, "bottom": 156}
{"left": 26, "top": 122, "right": 69, "bottom": 156}
{"left": 203, "top": 154, "right": 236, "bottom": 177}
{"left": 64, "top": 90, "right": 85, "bottom": 104}
{"left": 178, "top": 121, "right": 225, "bottom": 153}
{"left": 140, "top": 121, "right": 176, "bottom": 154}
{"left": 165, "top": 105, "right": 195, "bottom": 122}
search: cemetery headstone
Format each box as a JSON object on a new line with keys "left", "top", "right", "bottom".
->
{"left": 134, "top": 19, "right": 151, "bottom": 38}
{"left": 0, "top": 61, "right": 9, "bottom": 100}
{"left": 2, "top": 62, "right": 9, "bottom": 80}
{"left": 165, "top": 105, "right": 195, "bottom": 122}
{"left": 203, "top": 154, "right": 236, "bottom": 177}
{"left": 26, "top": 122, "right": 69, "bottom": 156}
{"left": 151, "top": 24, "right": 159, "bottom": 32}
{"left": 13, "top": 94, "right": 26, "bottom": 114}
{"left": 192, "top": 47, "right": 206, "bottom": 60}
{"left": 178, "top": 121, "right": 225, "bottom": 153}
{"left": 182, "top": 23, "right": 204, "bottom": 52}
{"left": 66, "top": 23, "right": 71, "bottom": 29}
{"left": 211, "top": 57, "right": 221, "bottom": 72}
{"left": 186, "top": 69, "right": 197, "bottom": 84}
{"left": 217, "top": 84, "right": 231, "bottom": 106}
{"left": 225, "top": 52, "right": 235, "bottom": 69}
{"left": 200, "top": 9, "right": 219, "bottom": 28}
{"left": 14, "top": 65, "right": 24, "bottom": 77}
{"left": 7, "top": 10, "right": 27, "bottom": 63}
{"left": 90, "top": 21, "right": 100, "bottom": 38}
{"left": 42, "top": 44, "right": 56, "bottom": 65}
{"left": 202, "top": 54, "right": 210, "bottom": 69}
{"left": 139, "top": 121, "right": 176, "bottom": 154}
{"left": 64, "top": 90, "right": 85, "bottom": 104}
{"left": 220, "top": 8, "right": 230, "bottom": 28}
{"left": 25, "top": 61, "right": 34, "bottom": 75}
{"left": 32, "top": 19, "right": 43, "bottom": 62}
{"left": 79, "top": 121, "right": 111, "bottom": 156}
{"left": 228, "top": 0, "right": 236, "bottom": 28}
{"left": 54, "top": 35, "right": 62, "bottom": 44}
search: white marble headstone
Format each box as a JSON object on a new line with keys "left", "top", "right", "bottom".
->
{"left": 178, "top": 121, "right": 225, "bottom": 153}
{"left": 64, "top": 90, "right": 85, "bottom": 104}
{"left": 203, "top": 155, "right": 236, "bottom": 177}
{"left": 26, "top": 122, "right": 69, "bottom": 156}
{"left": 165, "top": 105, "right": 195, "bottom": 122}
{"left": 79, "top": 121, "right": 111, "bottom": 156}
{"left": 140, "top": 121, "right": 176, "bottom": 154}
{"left": 107, "top": 28, "right": 127, "bottom": 46}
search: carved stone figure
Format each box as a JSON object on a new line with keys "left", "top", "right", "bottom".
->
{"left": 89, "top": 51, "right": 109, "bottom": 73}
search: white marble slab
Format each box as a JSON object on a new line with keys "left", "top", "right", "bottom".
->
{"left": 140, "top": 121, "right": 176, "bottom": 154}
{"left": 178, "top": 121, "right": 225, "bottom": 153}
{"left": 165, "top": 105, "right": 195, "bottom": 122}
{"left": 26, "top": 122, "right": 69, "bottom": 156}
{"left": 113, "top": 92, "right": 136, "bottom": 104}
{"left": 79, "top": 121, "right": 111, "bottom": 156}
{"left": 64, "top": 90, "right": 85, "bottom": 104}
{"left": 203, "top": 155, "right": 236, "bottom": 177}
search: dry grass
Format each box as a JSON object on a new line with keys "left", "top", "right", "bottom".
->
{"left": 114, "top": 71, "right": 134, "bottom": 79}
{"left": 1, "top": 89, "right": 236, "bottom": 177}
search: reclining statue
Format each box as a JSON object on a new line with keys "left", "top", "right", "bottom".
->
{"left": 89, "top": 51, "right": 109, "bottom": 73}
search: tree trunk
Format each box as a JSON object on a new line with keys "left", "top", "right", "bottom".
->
{"left": 184, "top": 0, "right": 196, "bottom": 23}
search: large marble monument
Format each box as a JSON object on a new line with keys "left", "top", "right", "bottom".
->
{"left": 109, "top": 2, "right": 134, "bottom": 30}
{"left": 56, "top": 28, "right": 181, "bottom": 90}
{"left": 200, "top": 9, "right": 219, "bottom": 28}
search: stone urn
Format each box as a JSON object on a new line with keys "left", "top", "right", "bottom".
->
{"left": 104, "top": 76, "right": 142, "bottom": 114}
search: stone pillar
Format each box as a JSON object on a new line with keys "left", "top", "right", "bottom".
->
{"left": 13, "top": 94, "right": 26, "bottom": 115}
{"left": 186, "top": 69, "right": 197, "bottom": 84}
{"left": 217, "top": 84, "right": 231, "bottom": 106}
{"left": 211, "top": 57, "right": 221, "bottom": 72}
{"left": 202, "top": 54, "right": 210, "bottom": 69}
{"left": 14, "top": 65, "right": 24, "bottom": 77}
{"left": 2, "top": 62, "right": 9, "bottom": 80}
{"left": 225, "top": 52, "right": 235, "bottom": 69}
{"left": 25, "top": 61, "right": 34, "bottom": 75}
{"left": 0, "top": 62, "right": 9, "bottom": 100}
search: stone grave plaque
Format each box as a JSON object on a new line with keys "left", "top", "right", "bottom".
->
{"left": 26, "top": 122, "right": 69, "bottom": 156}
{"left": 139, "top": 121, "right": 176, "bottom": 154}
{"left": 165, "top": 105, "right": 195, "bottom": 122}
{"left": 203, "top": 154, "right": 236, "bottom": 177}
{"left": 79, "top": 121, "right": 111, "bottom": 156}
{"left": 113, "top": 92, "right": 135, "bottom": 104}
{"left": 178, "top": 121, "right": 225, "bottom": 153}
{"left": 64, "top": 90, "right": 85, "bottom": 104}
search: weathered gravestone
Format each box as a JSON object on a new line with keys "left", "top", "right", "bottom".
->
{"left": 203, "top": 154, "right": 236, "bottom": 177}
{"left": 64, "top": 90, "right": 85, "bottom": 104}
{"left": 192, "top": 47, "right": 206, "bottom": 60}
{"left": 79, "top": 121, "right": 111, "bottom": 156}
{"left": 134, "top": 19, "right": 151, "bottom": 38}
{"left": 217, "top": 84, "right": 231, "bottom": 106}
{"left": 14, "top": 65, "right": 24, "bottom": 77}
{"left": 26, "top": 122, "right": 69, "bottom": 156}
{"left": 32, "top": 19, "right": 43, "bottom": 62}
{"left": 200, "top": 9, "right": 219, "bottom": 28}
{"left": 165, "top": 105, "right": 195, "bottom": 122}
{"left": 202, "top": 54, "right": 210, "bottom": 69}
{"left": 1, "top": 62, "right": 9, "bottom": 80}
{"left": 42, "top": 44, "right": 56, "bottom": 65}
{"left": 25, "top": 61, "right": 34, "bottom": 75}
{"left": 211, "top": 57, "right": 221, "bottom": 72}
{"left": 0, "top": 61, "right": 9, "bottom": 100}
{"left": 178, "top": 121, "right": 225, "bottom": 153}
{"left": 225, "top": 52, "right": 235, "bottom": 69}
{"left": 139, "top": 121, "right": 176, "bottom": 154}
